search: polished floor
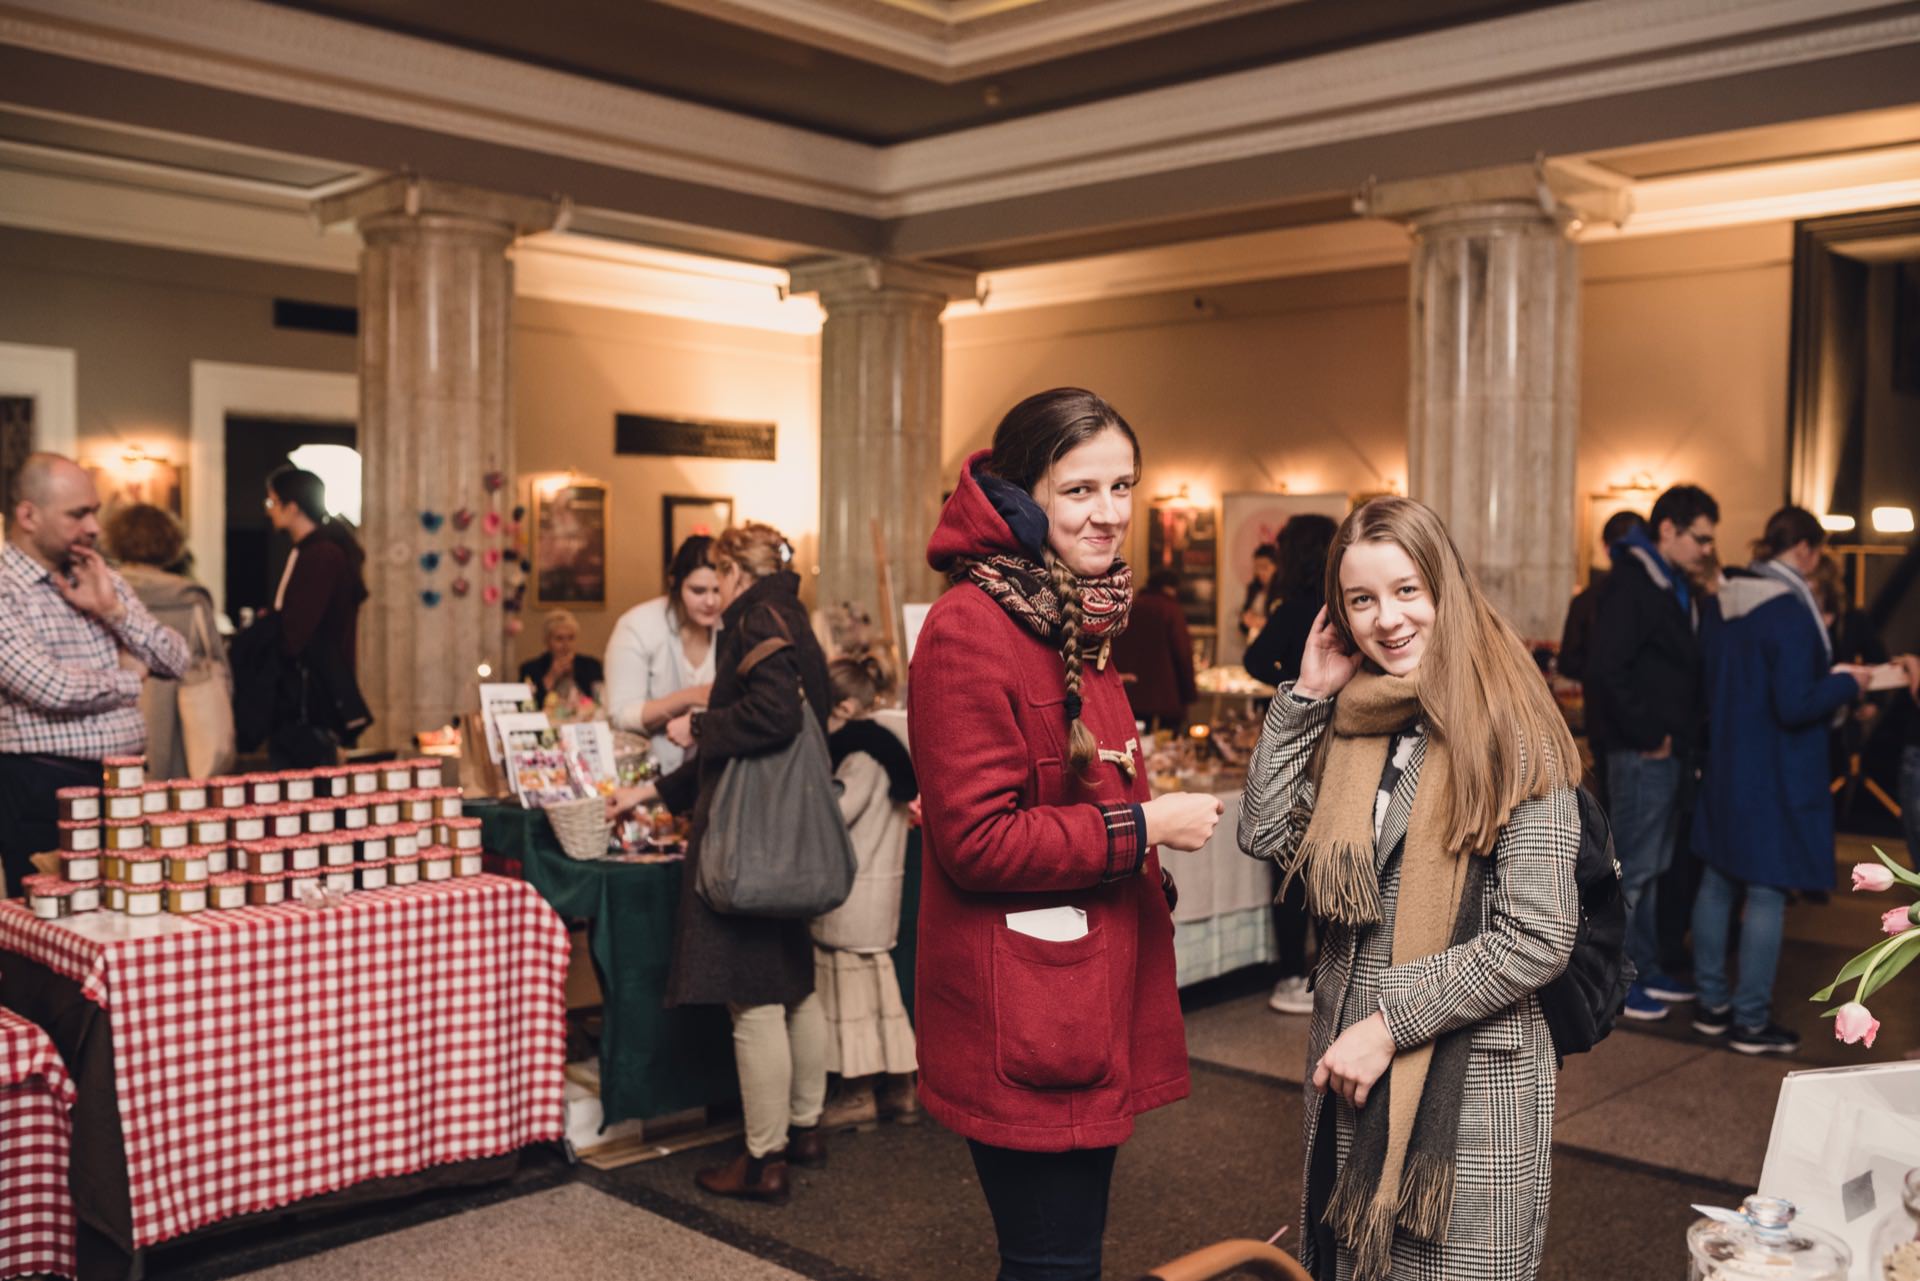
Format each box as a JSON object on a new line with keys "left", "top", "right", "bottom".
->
{"left": 145, "top": 838, "right": 1915, "bottom": 1281}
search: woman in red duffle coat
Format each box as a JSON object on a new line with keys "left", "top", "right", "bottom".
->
{"left": 908, "top": 388, "right": 1223, "bottom": 1281}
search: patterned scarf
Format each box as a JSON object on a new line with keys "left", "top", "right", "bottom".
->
{"left": 952, "top": 554, "right": 1133, "bottom": 648}
{"left": 1285, "top": 670, "right": 1487, "bottom": 1280}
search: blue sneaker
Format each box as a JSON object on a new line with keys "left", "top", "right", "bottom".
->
{"left": 1641, "top": 971, "right": 1697, "bottom": 1003}
{"left": 1622, "top": 983, "right": 1669, "bottom": 1021}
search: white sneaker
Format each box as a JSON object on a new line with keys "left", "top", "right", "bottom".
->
{"left": 1268, "top": 976, "right": 1313, "bottom": 1015}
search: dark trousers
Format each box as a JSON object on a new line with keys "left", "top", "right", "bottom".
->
{"left": 0, "top": 752, "right": 99, "bottom": 895}
{"left": 968, "top": 1140, "right": 1118, "bottom": 1281}
{"left": 1271, "top": 861, "right": 1310, "bottom": 977}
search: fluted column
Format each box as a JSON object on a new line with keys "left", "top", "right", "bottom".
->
{"left": 1363, "top": 164, "right": 1626, "bottom": 644}
{"left": 788, "top": 257, "right": 977, "bottom": 615}
{"left": 316, "top": 177, "right": 560, "bottom": 748}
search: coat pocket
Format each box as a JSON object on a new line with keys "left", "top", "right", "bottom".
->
{"left": 1469, "top": 1004, "right": 1526, "bottom": 1053}
{"left": 992, "top": 922, "right": 1114, "bottom": 1091}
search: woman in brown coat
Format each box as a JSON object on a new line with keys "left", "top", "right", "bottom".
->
{"left": 609, "top": 522, "right": 833, "bottom": 1204}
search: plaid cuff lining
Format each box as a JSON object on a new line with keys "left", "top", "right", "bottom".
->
{"left": 1099, "top": 802, "right": 1148, "bottom": 884}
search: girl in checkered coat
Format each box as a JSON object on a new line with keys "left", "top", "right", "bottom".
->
{"left": 1239, "top": 498, "right": 1581, "bottom": 1281}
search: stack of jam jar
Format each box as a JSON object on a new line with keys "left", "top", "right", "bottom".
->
{"left": 20, "top": 754, "right": 480, "bottom": 921}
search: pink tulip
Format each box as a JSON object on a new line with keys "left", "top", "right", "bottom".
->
{"left": 1852, "top": 864, "right": 1896, "bottom": 893}
{"left": 1884, "top": 906, "right": 1916, "bottom": 936}
{"left": 1834, "top": 1001, "right": 1880, "bottom": 1048}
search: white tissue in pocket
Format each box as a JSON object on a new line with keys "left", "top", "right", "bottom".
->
{"left": 1004, "top": 906, "right": 1088, "bottom": 942}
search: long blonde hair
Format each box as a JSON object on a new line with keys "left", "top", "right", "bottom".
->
{"left": 1324, "top": 497, "right": 1580, "bottom": 856}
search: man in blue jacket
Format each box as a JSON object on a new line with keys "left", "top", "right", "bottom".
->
{"left": 1585, "top": 484, "right": 1719, "bottom": 1021}
{"left": 1690, "top": 507, "right": 1870, "bottom": 1054}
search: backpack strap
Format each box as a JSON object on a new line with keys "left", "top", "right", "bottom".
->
{"left": 736, "top": 605, "right": 797, "bottom": 679}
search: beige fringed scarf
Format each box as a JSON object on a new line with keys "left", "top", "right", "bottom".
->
{"left": 1285, "top": 670, "right": 1490, "bottom": 1281}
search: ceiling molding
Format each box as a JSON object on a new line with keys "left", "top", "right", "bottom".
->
{"left": 651, "top": 0, "right": 1300, "bottom": 81}
{"left": 3, "top": 0, "right": 1915, "bottom": 231}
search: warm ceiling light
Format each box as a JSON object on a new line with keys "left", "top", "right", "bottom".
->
{"left": 1871, "top": 506, "right": 1914, "bottom": 534}
{"left": 1819, "top": 513, "right": 1856, "bottom": 533}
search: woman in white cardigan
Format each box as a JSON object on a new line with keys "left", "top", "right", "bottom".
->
{"left": 604, "top": 535, "right": 724, "bottom": 775}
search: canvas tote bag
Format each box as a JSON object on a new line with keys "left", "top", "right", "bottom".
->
{"left": 696, "top": 621, "right": 857, "bottom": 919}
{"left": 177, "top": 601, "right": 237, "bottom": 779}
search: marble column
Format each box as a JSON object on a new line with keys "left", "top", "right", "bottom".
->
{"left": 788, "top": 257, "right": 977, "bottom": 620}
{"left": 315, "top": 177, "right": 560, "bottom": 749}
{"left": 1362, "top": 165, "right": 1627, "bottom": 644}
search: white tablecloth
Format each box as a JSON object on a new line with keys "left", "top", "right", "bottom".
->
{"left": 1156, "top": 789, "right": 1278, "bottom": 986}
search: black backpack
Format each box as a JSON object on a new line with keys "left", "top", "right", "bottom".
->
{"left": 1535, "top": 786, "right": 1633, "bottom": 1064}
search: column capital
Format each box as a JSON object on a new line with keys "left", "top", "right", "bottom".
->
{"left": 787, "top": 256, "right": 977, "bottom": 309}
{"left": 314, "top": 175, "right": 565, "bottom": 240}
{"left": 1356, "top": 158, "right": 1631, "bottom": 234}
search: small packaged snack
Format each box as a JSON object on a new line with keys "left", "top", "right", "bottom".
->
{"left": 205, "top": 843, "right": 231, "bottom": 875}
{"left": 369, "top": 792, "right": 402, "bottom": 827}
{"left": 102, "top": 755, "right": 145, "bottom": 790}
{"left": 163, "top": 880, "right": 207, "bottom": 915}
{"left": 313, "top": 765, "right": 350, "bottom": 799}
{"left": 140, "top": 781, "right": 170, "bottom": 815}
{"left": 453, "top": 850, "right": 483, "bottom": 878}
{"left": 411, "top": 758, "right": 444, "bottom": 789}
{"left": 285, "top": 839, "right": 322, "bottom": 872}
{"left": 125, "top": 882, "right": 162, "bottom": 917}
{"left": 357, "top": 860, "right": 391, "bottom": 891}
{"left": 57, "top": 786, "right": 101, "bottom": 822}
{"left": 381, "top": 763, "right": 413, "bottom": 793}
{"left": 404, "top": 792, "right": 435, "bottom": 824}
{"left": 148, "top": 812, "right": 190, "bottom": 850}
{"left": 322, "top": 868, "right": 355, "bottom": 895}
{"left": 304, "top": 804, "right": 337, "bottom": 835}
{"left": 190, "top": 814, "right": 229, "bottom": 846}
{"left": 432, "top": 787, "right": 465, "bottom": 821}
{"left": 246, "top": 873, "right": 287, "bottom": 906}
{"left": 104, "top": 879, "right": 128, "bottom": 912}
{"left": 249, "top": 776, "right": 282, "bottom": 806}
{"left": 230, "top": 807, "right": 268, "bottom": 843}
{"left": 420, "top": 844, "right": 454, "bottom": 882}
{"left": 207, "top": 775, "right": 249, "bottom": 809}
{"left": 60, "top": 850, "right": 101, "bottom": 882}
{"left": 165, "top": 845, "right": 211, "bottom": 883}
{"left": 285, "top": 870, "right": 322, "bottom": 901}
{"left": 390, "top": 824, "right": 421, "bottom": 859}
{"left": 169, "top": 780, "right": 209, "bottom": 812}
{"left": 388, "top": 851, "right": 421, "bottom": 886}
{"left": 322, "top": 839, "right": 356, "bottom": 868}
{"left": 69, "top": 879, "right": 102, "bottom": 913}
{"left": 443, "top": 816, "right": 483, "bottom": 853}
{"left": 283, "top": 771, "right": 316, "bottom": 803}
{"left": 208, "top": 872, "right": 248, "bottom": 910}
{"left": 348, "top": 762, "right": 381, "bottom": 795}
{"left": 266, "top": 803, "right": 304, "bottom": 839}
{"left": 340, "top": 799, "right": 371, "bottom": 830}
{"left": 121, "top": 849, "right": 167, "bottom": 887}
{"left": 58, "top": 820, "right": 102, "bottom": 853}
{"left": 102, "top": 787, "right": 143, "bottom": 821}
{"left": 236, "top": 840, "right": 286, "bottom": 876}
{"left": 22, "top": 874, "right": 76, "bottom": 919}
{"left": 104, "top": 818, "right": 148, "bottom": 852}
{"left": 357, "top": 828, "right": 390, "bottom": 863}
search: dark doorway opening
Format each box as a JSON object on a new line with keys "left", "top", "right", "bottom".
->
{"left": 224, "top": 415, "right": 356, "bottom": 624}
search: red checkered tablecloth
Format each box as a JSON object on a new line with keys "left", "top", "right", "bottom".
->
{"left": 0, "top": 875, "right": 569, "bottom": 1249}
{"left": 1, "top": 1005, "right": 77, "bottom": 1280}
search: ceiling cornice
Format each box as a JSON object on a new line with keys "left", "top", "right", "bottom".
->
{"left": 648, "top": 0, "right": 1299, "bottom": 81}
{"left": 2, "top": 0, "right": 1916, "bottom": 234}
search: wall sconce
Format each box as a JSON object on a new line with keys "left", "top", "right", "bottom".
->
{"left": 535, "top": 472, "right": 573, "bottom": 499}
{"left": 1871, "top": 506, "right": 1915, "bottom": 534}
{"left": 1819, "top": 513, "right": 1857, "bottom": 534}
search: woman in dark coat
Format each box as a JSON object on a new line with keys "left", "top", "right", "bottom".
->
{"left": 1689, "top": 507, "right": 1869, "bottom": 1052}
{"left": 609, "top": 521, "right": 832, "bottom": 1204}
{"left": 911, "top": 388, "right": 1224, "bottom": 1281}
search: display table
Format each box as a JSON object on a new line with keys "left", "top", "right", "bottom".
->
{"left": 473, "top": 802, "right": 738, "bottom": 1127}
{"left": 1, "top": 1005, "right": 77, "bottom": 1281}
{"left": 1156, "top": 789, "right": 1277, "bottom": 987}
{"left": 0, "top": 876, "right": 567, "bottom": 1255}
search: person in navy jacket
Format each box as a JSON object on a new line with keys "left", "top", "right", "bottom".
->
{"left": 909, "top": 388, "right": 1223, "bottom": 1281}
{"left": 1689, "top": 506, "right": 1873, "bottom": 1055}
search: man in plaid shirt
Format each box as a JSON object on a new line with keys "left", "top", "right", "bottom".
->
{"left": 1, "top": 453, "right": 189, "bottom": 892}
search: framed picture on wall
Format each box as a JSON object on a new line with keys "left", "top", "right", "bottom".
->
{"left": 1145, "top": 501, "right": 1218, "bottom": 629}
{"left": 1217, "top": 491, "right": 1351, "bottom": 666}
{"left": 662, "top": 494, "right": 733, "bottom": 580}
{"left": 533, "top": 482, "right": 609, "bottom": 608}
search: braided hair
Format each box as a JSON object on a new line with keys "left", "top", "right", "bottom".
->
{"left": 986, "top": 388, "right": 1139, "bottom": 781}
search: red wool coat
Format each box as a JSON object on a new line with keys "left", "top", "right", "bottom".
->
{"left": 907, "top": 452, "right": 1190, "bottom": 1152}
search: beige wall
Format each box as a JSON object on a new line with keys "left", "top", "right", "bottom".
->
{"left": 944, "top": 221, "right": 1797, "bottom": 607}
{"left": 0, "top": 227, "right": 359, "bottom": 463}
{"left": 511, "top": 298, "right": 819, "bottom": 668}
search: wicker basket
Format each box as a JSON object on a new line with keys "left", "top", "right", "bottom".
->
{"left": 545, "top": 795, "right": 612, "bottom": 861}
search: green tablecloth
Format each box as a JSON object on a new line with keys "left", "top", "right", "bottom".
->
{"left": 473, "top": 801, "right": 736, "bottom": 1127}
{"left": 474, "top": 801, "right": 924, "bottom": 1126}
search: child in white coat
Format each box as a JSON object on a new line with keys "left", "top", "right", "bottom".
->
{"left": 814, "top": 655, "right": 920, "bottom": 1127}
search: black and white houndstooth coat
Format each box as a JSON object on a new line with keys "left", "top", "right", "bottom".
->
{"left": 1239, "top": 688, "right": 1580, "bottom": 1281}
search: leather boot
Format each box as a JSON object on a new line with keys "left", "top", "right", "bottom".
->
{"left": 878, "top": 1072, "right": 921, "bottom": 1125}
{"left": 818, "top": 1077, "right": 878, "bottom": 1132}
{"left": 787, "top": 1122, "right": 828, "bottom": 1168}
{"left": 695, "top": 1149, "right": 790, "bottom": 1204}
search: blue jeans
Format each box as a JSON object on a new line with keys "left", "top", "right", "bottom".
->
{"left": 969, "top": 1141, "right": 1118, "bottom": 1281}
{"left": 1607, "top": 749, "right": 1685, "bottom": 981}
{"left": 1901, "top": 745, "right": 1920, "bottom": 868}
{"left": 1691, "top": 863, "right": 1787, "bottom": 1028}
